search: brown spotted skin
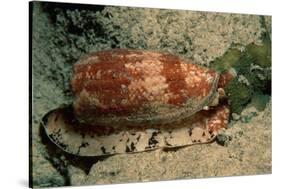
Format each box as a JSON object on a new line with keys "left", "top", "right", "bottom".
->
{"left": 71, "top": 49, "right": 219, "bottom": 127}
{"left": 42, "top": 103, "right": 230, "bottom": 156}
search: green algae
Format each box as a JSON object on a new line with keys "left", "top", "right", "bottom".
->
{"left": 224, "top": 78, "right": 253, "bottom": 114}
{"left": 246, "top": 42, "right": 271, "bottom": 68}
{"left": 247, "top": 16, "right": 272, "bottom": 68}
{"left": 209, "top": 15, "right": 272, "bottom": 115}
{"left": 210, "top": 34, "right": 271, "bottom": 114}
{"left": 210, "top": 48, "right": 241, "bottom": 72}
{"left": 249, "top": 94, "right": 270, "bottom": 112}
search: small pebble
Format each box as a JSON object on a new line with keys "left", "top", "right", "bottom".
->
{"left": 216, "top": 133, "right": 232, "bottom": 146}
{"left": 231, "top": 113, "right": 240, "bottom": 121}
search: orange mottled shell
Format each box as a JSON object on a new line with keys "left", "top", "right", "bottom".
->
{"left": 71, "top": 49, "right": 220, "bottom": 127}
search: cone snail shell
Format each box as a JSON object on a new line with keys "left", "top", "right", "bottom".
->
{"left": 42, "top": 49, "right": 234, "bottom": 157}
